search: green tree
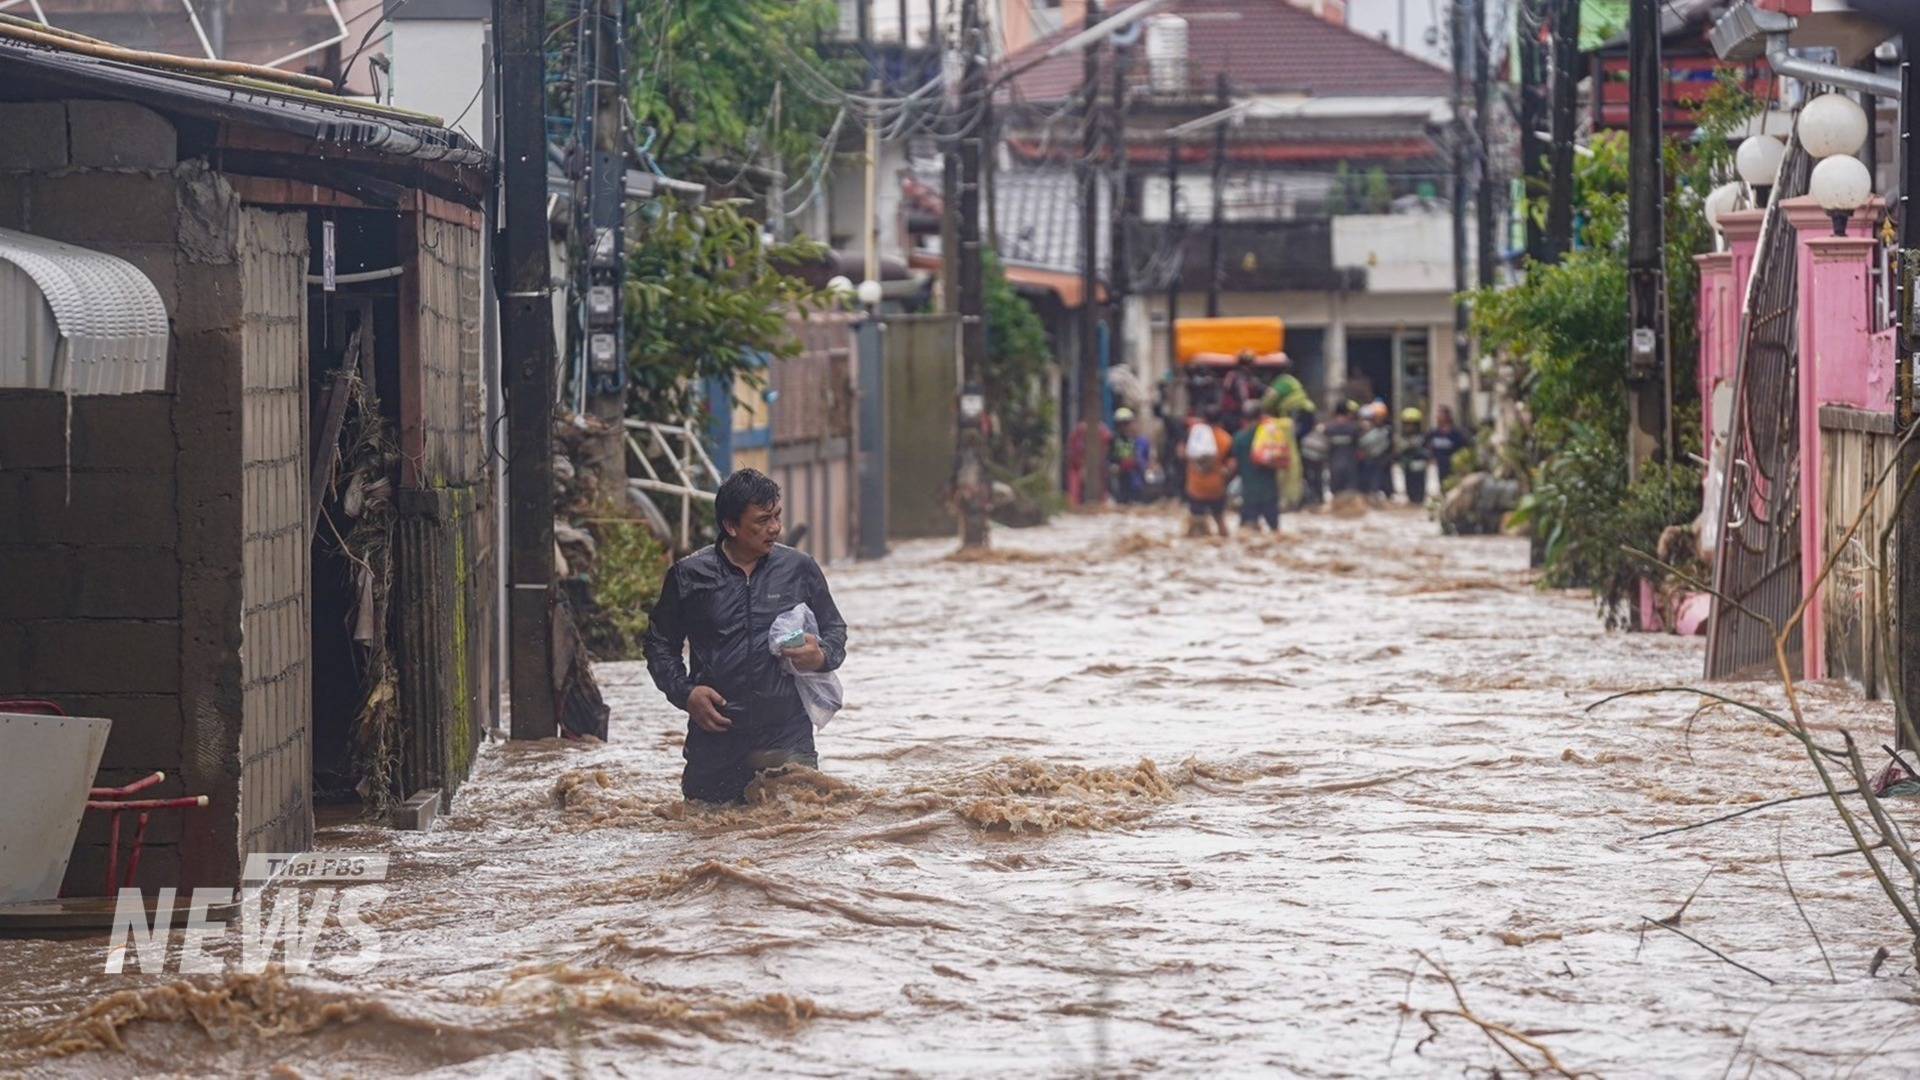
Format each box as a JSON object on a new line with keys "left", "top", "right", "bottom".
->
{"left": 626, "top": 0, "right": 850, "bottom": 179}
{"left": 982, "top": 249, "right": 1055, "bottom": 479}
{"left": 623, "top": 198, "right": 831, "bottom": 425}
{"left": 1363, "top": 166, "right": 1393, "bottom": 214}
{"left": 1473, "top": 73, "right": 1760, "bottom": 621}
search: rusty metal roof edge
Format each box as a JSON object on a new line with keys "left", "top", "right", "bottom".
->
{"left": 0, "top": 37, "right": 488, "bottom": 170}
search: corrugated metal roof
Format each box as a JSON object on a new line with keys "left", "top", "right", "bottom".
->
{"left": 1006, "top": 0, "right": 1453, "bottom": 105}
{"left": 0, "top": 227, "right": 169, "bottom": 395}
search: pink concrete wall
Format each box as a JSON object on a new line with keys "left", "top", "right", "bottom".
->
{"left": 1786, "top": 194, "right": 1885, "bottom": 681}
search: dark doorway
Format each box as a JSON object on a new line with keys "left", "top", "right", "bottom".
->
{"left": 307, "top": 209, "right": 404, "bottom": 807}
{"left": 1347, "top": 332, "right": 1394, "bottom": 410}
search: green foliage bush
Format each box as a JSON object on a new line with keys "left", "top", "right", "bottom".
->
{"left": 1473, "top": 74, "right": 1757, "bottom": 623}
{"left": 588, "top": 514, "right": 672, "bottom": 660}
{"left": 624, "top": 198, "right": 831, "bottom": 425}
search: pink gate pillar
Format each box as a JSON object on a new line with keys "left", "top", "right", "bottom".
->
{"left": 1783, "top": 195, "right": 1883, "bottom": 680}
{"left": 1708, "top": 208, "right": 1768, "bottom": 452}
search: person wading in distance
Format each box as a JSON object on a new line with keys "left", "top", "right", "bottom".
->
{"left": 644, "top": 469, "right": 848, "bottom": 803}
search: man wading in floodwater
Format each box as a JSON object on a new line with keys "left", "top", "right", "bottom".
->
{"left": 644, "top": 469, "right": 848, "bottom": 803}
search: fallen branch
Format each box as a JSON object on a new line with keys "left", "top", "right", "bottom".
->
{"left": 1639, "top": 917, "right": 1777, "bottom": 984}
{"left": 1635, "top": 790, "right": 1862, "bottom": 841}
{"left": 1776, "top": 823, "right": 1835, "bottom": 983}
{"left": 1405, "top": 950, "right": 1587, "bottom": 1078}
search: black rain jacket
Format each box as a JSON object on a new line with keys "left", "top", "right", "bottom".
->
{"left": 643, "top": 543, "right": 848, "bottom": 719}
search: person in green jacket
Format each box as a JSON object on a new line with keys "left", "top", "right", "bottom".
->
{"left": 1230, "top": 401, "right": 1282, "bottom": 532}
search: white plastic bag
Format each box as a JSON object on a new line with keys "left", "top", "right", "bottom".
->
{"left": 1185, "top": 422, "right": 1219, "bottom": 461}
{"left": 768, "top": 602, "right": 844, "bottom": 730}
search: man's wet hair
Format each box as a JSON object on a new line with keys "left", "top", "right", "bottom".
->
{"left": 716, "top": 468, "right": 781, "bottom": 538}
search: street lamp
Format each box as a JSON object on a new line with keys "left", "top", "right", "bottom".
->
{"left": 856, "top": 279, "right": 884, "bottom": 308}
{"left": 1796, "top": 92, "right": 1869, "bottom": 160}
{"left": 1704, "top": 180, "right": 1744, "bottom": 247}
{"left": 826, "top": 275, "right": 854, "bottom": 306}
{"left": 1736, "top": 135, "right": 1785, "bottom": 207}
{"left": 1809, "top": 154, "right": 1872, "bottom": 237}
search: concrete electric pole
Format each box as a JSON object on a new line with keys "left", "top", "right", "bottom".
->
{"left": 1625, "top": 0, "right": 1671, "bottom": 482}
{"left": 496, "top": 0, "right": 558, "bottom": 738}
{"left": 956, "top": 0, "right": 992, "bottom": 547}
{"left": 1545, "top": 0, "right": 1580, "bottom": 263}
{"left": 576, "top": 0, "right": 627, "bottom": 497}
{"left": 1078, "top": 0, "right": 1106, "bottom": 508}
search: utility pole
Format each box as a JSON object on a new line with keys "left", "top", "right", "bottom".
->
{"left": 1518, "top": 0, "right": 1548, "bottom": 264}
{"left": 1450, "top": 0, "right": 1470, "bottom": 411}
{"left": 1165, "top": 134, "right": 1181, "bottom": 371}
{"left": 1896, "top": 54, "right": 1920, "bottom": 749}
{"left": 496, "top": 0, "right": 558, "bottom": 739}
{"left": 1109, "top": 34, "right": 1133, "bottom": 315}
{"left": 1545, "top": 0, "right": 1580, "bottom": 263}
{"left": 1473, "top": 0, "right": 1496, "bottom": 291}
{"left": 956, "top": 0, "right": 991, "bottom": 546}
{"left": 1625, "top": 0, "right": 1669, "bottom": 482}
{"left": 865, "top": 76, "right": 881, "bottom": 291}
{"left": 577, "top": 0, "right": 626, "bottom": 496}
{"left": 1078, "top": 0, "right": 1106, "bottom": 507}
{"left": 1206, "top": 72, "right": 1228, "bottom": 317}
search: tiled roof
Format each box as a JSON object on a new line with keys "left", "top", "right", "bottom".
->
{"left": 1006, "top": 0, "right": 1452, "bottom": 105}
{"left": 991, "top": 167, "right": 1109, "bottom": 277}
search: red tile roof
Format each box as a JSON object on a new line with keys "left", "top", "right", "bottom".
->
{"left": 1005, "top": 0, "right": 1453, "bottom": 104}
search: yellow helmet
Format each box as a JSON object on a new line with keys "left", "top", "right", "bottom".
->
{"left": 1401, "top": 407, "right": 1423, "bottom": 424}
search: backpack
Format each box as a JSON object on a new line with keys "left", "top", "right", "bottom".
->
{"left": 1251, "top": 417, "right": 1291, "bottom": 469}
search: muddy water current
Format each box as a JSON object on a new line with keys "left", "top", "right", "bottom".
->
{"left": 4, "top": 507, "right": 1918, "bottom": 1076}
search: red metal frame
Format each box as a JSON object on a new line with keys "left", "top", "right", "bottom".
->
{"left": 5, "top": 701, "right": 210, "bottom": 896}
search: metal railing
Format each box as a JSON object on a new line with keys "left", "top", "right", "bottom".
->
{"left": 624, "top": 419, "right": 721, "bottom": 551}
{"left": 1705, "top": 138, "right": 1813, "bottom": 678}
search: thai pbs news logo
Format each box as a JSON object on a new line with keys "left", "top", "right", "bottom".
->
{"left": 104, "top": 853, "right": 389, "bottom": 975}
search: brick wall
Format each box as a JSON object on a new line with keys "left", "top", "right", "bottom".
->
{"left": 237, "top": 208, "right": 312, "bottom": 861}
{"left": 416, "top": 214, "right": 486, "bottom": 486}
{"left": 391, "top": 210, "right": 494, "bottom": 795}
{"left": 0, "top": 100, "right": 251, "bottom": 891}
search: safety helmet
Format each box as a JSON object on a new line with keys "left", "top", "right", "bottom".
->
{"left": 1113, "top": 406, "right": 1135, "bottom": 422}
{"left": 1401, "top": 407, "right": 1423, "bottom": 424}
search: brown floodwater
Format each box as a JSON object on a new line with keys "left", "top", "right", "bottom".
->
{"left": 3, "top": 505, "right": 1917, "bottom": 1077}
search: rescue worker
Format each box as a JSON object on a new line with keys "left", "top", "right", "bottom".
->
{"left": 1261, "top": 373, "right": 1316, "bottom": 509}
{"left": 1111, "top": 407, "right": 1152, "bottom": 504}
{"left": 1230, "top": 400, "right": 1282, "bottom": 532}
{"left": 1357, "top": 401, "right": 1393, "bottom": 501}
{"left": 1397, "top": 406, "right": 1432, "bottom": 505}
{"left": 1425, "top": 405, "right": 1471, "bottom": 489}
{"left": 1179, "top": 414, "right": 1235, "bottom": 536}
{"left": 644, "top": 469, "right": 849, "bottom": 804}
{"left": 1323, "top": 400, "right": 1361, "bottom": 495}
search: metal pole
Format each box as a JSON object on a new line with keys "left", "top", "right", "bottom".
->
{"left": 496, "top": 0, "right": 557, "bottom": 739}
{"left": 865, "top": 77, "right": 880, "bottom": 290}
{"left": 1897, "top": 55, "right": 1920, "bottom": 749}
{"left": 1625, "top": 0, "right": 1669, "bottom": 482}
{"left": 1519, "top": 0, "right": 1548, "bottom": 264}
{"left": 957, "top": 0, "right": 991, "bottom": 547}
{"left": 1165, "top": 134, "right": 1180, "bottom": 372}
{"left": 1110, "top": 36, "right": 1133, "bottom": 308}
{"left": 1079, "top": 0, "right": 1107, "bottom": 506}
{"left": 1473, "top": 0, "right": 1496, "bottom": 291}
{"left": 1451, "top": 0, "right": 1471, "bottom": 413}
{"left": 1206, "top": 72, "right": 1227, "bottom": 318}
{"left": 1545, "top": 0, "right": 1580, "bottom": 262}
{"left": 767, "top": 82, "right": 785, "bottom": 242}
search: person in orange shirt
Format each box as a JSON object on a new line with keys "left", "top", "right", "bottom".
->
{"left": 1178, "top": 414, "right": 1235, "bottom": 537}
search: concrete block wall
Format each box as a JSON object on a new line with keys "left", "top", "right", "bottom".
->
{"left": 237, "top": 208, "right": 313, "bottom": 861}
{"left": 0, "top": 99, "right": 252, "bottom": 892}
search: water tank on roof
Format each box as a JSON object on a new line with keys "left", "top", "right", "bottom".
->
{"left": 1145, "top": 15, "right": 1189, "bottom": 96}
